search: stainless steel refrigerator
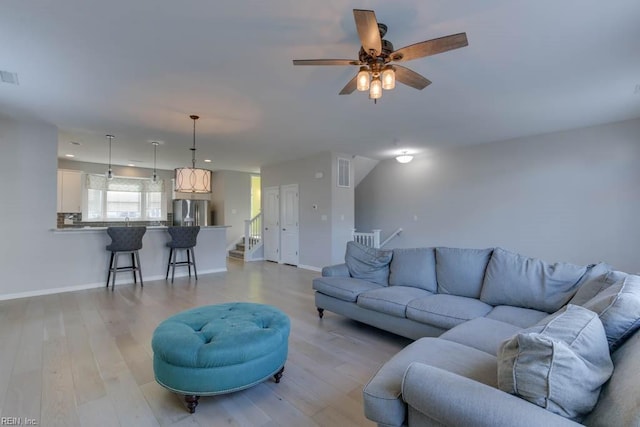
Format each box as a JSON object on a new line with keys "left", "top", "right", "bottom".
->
{"left": 172, "top": 199, "right": 210, "bottom": 226}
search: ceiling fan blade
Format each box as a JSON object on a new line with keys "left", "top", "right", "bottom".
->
{"left": 353, "top": 9, "right": 382, "bottom": 56}
{"left": 293, "top": 59, "right": 360, "bottom": 66}
{"left": 390, "top": 33, "right": 468, "bottom": 62}
{"left": 339, "top": 75, "right": 358, "bottom": 95}
{"left": 394, "top": 65, "right": 432, "bottom": 90}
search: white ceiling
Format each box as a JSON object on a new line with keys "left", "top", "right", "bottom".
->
{"left": 1, "top": 1, "right": 639, "bottom": 173}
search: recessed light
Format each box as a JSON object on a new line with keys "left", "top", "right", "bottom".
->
{"left": 204, "top": 159, "right": 212, "bottom": 163}
{"left": 65, "top": 154, "right": 75, "bottom": 158}
{"left": 127, "top": 163, "right": 136, "bottom": 167}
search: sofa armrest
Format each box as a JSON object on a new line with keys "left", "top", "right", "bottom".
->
{"left": 402, "top": 363, "right": 582, "bottom": 427}
{"left": 321, "top": 263, "right": 350, "bottom": 277}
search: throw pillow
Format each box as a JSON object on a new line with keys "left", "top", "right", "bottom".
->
{"left": 480, "top": 247, "right": 588, "bottom": 312}
{"left": 497, "top": 305, "right": 613, "bottom": 421}
{"left": 567, "top": 263, "right": 614, "bottom": 306}
{"left": 344, "top": 241, "right": 393, "bottom": 286}
{"left": 388, "top": 247, "right": 437, "bottom": 292}
{"left": 435, "top": 247, "right": 493, "bottom": 298}
{"left": 582, "top": 273, "right": 640, "bottom": 351}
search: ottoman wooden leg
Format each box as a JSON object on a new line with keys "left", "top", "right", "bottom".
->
{"left": 274, "top": 366, "right": 284, "bottom": 383}
{"left": 185, "top": 395, "right": 200, "bottom": 413}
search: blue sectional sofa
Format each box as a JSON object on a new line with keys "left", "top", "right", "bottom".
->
{"left": 312, "top": 242, "right": 640, "bottom": 426}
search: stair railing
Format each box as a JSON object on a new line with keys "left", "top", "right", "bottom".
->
{"left": 244, "top": 212, "right": 262, "bottom": 260}
{"left": 352, "top": 228, "right": 403, "bottom": 248}
{"left": 380, "top": 227, "right": 403, "bottom": 247}
{"left": 352, "top": 229, "right": 381, "bottom": 248}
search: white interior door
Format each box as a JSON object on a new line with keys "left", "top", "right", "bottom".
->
{"left": 280, "top": 184, "right": 299, "bottom": 266}
{"left": 263, "top": 186, "right": 280, "bottom": 262}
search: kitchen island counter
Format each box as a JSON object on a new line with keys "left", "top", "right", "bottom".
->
{"left": 1, "top": 225, "right": 231, "bottom": 299}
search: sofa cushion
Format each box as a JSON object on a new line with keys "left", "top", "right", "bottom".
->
{"left": 389, "top": 247, "right": 437, "bottom": 292}
{"left": 497, "top": 305, "right": 613, "bottom": 421}
{"left": 357, "top": 286, "right": 433, "bottom": 318}
{"left": 485, "top": 306, "right": 549, "bottom": 328}
{"left": 480, "top": 247, "right": 588, "bottom": 313}
{"left": 583, "top": 328, "right": 640, "bottom": 427}
{"left": 435, "top": 247, "right": 493, "bottom": 298}
{"left": 440, "top": 318, "right": 522, "bottom": 356}
{"left": 312, "top": 276, "right": 383, "bottom": 302}
{"left": 582, "top": 273, "right": 640, "bottom": 351}
{"left": 363, "top": 337, "right": 497, "bottom": 427}
{"left": 406, "top": 294, "right": 493, "bottom": 329}
{"left": 344, "top": 241, "right": 393, "bottom": 286}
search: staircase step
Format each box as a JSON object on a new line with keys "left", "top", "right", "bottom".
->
{"left": 228, "top": 249, "right": 245, "bottom": 259}
{"left": 236, "top": 243, "right": 245, "bottom": 251}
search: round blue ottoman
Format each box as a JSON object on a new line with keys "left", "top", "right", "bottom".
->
{"left": 152, "top": 302, "right": 290, "bottom": 413}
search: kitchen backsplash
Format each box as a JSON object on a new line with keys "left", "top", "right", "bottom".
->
{"left": 57, "top": 213, "right": 172, "bottom": 228}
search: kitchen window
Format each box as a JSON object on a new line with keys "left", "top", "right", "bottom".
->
{"left": 83, "top": 174, "right": 166, "bottom": 221}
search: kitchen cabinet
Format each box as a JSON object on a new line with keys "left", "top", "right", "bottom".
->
{"left": 57, "top": 170, "right": 83, "bottom": 213}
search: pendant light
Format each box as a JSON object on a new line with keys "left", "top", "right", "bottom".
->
{"left": 174, "top": 115, "right": 212, "bottom": 193}
{"left": 105, "top": 134, "right": 114, "bottom": 180}
{"left": 151, "top": 141, "right": 159, "bottom": 183}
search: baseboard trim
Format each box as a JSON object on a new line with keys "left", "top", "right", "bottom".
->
{"left": 0, "top": 267, "right": 227, "bottom": 301}
{"left": 297, "top": 264, "right": 321, "bottom": 272}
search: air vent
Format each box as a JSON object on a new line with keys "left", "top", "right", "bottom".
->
{"left": 0, "top": 70, "right": 19, "bottom": 85}
{"left": 337, "top": 157, "right": 351, "bottom": 188}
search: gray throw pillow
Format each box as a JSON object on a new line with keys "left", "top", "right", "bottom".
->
{"left": 582, "top": 273, "right": 640, "bottom": 351}
{"left": 498, "top": 305, "right": 613, "bottom": 421}
{"left": 435, "top": 247, "right": 493, "bottom": 298}
{"left": 388, "top": 248, "right": 437, "bottom": 292}
{"left": 344, "top": 241, "right": 393, "bottom": 286}
{"left": 480, "top": 247, "right": 588, "bottom": 313}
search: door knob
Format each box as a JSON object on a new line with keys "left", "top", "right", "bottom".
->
{"left": 265, "top": 227, "right": 269, "bottom": 230}
{"left": 282, "top": 228, "right": 286, "bottom": 231}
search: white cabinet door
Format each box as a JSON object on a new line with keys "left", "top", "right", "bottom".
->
{"left": 57, "top": 170, "right": 63, "bottom": 212}
{"left": 58, "top": 170, "right": 83, "bottom": 213}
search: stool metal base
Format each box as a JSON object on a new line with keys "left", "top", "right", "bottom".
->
{"left": 166, "top": 247, "right": 198, "bottom": 283}
{"left": 106, "top": 250, "right": 143, "bottom": 290}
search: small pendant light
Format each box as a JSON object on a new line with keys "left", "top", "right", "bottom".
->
{"left": 105, "top": 134, "right": 114, "bottom": 180}
{"left": 151, "top": 141, "right": 159, "bottom": 183}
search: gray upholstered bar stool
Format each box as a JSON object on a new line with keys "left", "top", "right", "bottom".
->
{"left": 166, "top": 226, "right": 200, "bottom": 283}
{"left": 106, "top": 226, "right": 146, "bottom": 290}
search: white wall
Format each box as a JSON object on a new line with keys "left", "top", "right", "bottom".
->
{"left": 356, "top": 118, "right": 640, "bottom": 273}
{"left": 262, "top": 151, "right": 349, "bottom": 268}
{"left": 210, "top": 170, "right": 253, "bottom": 247}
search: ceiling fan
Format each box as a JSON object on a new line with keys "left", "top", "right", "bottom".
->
{"left": 293, "top": 9, "right": 468, "bottom": 102}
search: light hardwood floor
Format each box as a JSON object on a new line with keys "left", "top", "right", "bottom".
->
{"left": 0, "top": 259, "right": 410, "bottom": 426}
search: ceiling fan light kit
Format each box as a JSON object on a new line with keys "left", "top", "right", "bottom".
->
{"left": 293, "top": 9, "right": 468, "bottom": 103}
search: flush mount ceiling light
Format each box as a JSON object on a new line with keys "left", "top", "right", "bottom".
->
{"left": 151, "top": 141, "right": 159, "bottom": 183}
{"left": 395, "top": 150, "right": 414, "bottom": 164}
{"left": 174, "top": 115, "right": 212, "bottom": 193}
{"left": 105, "top": 134, "right": 114, "bottom": 180}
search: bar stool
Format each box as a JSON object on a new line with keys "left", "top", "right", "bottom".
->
{"left": 105, "top": 226, "right": 146, "bottom": 290}
{"left": 166, "top": 226, "right": 200, "bottom": 283}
